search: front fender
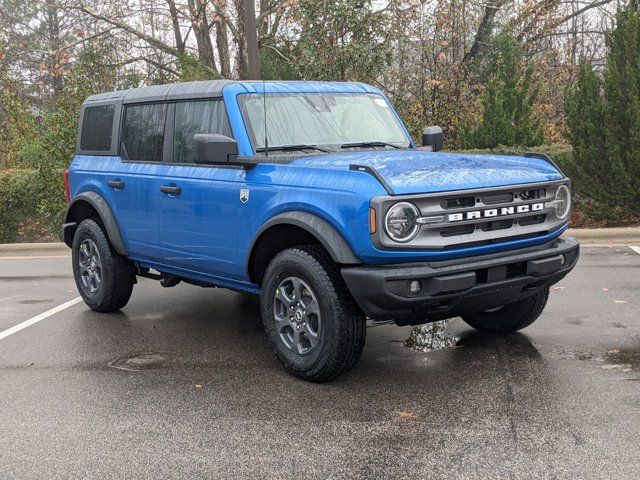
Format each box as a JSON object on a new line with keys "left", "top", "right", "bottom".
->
{"left": 247, "top": 211, "right": 361, "bottom": 274}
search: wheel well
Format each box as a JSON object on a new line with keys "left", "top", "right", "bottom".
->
{"left": 249, "top": 224, "right": 326, "bottom": 286}
{"left": 63, "top": 200, "right": 102, "bottom": 247}
{"left": 67, "top": 200, "right": 100, "bottom": 224}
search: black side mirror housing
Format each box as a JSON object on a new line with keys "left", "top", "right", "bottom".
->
{"left": 194, "top": 134, "right": 238, "bottom": 165}
{"left": 422, "top": 126, "right": 444, "bottom": 152}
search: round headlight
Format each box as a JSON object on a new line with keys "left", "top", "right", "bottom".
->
{"left": 384, "top": 202, "right": 420, "bottom": 242}
{"left": 553, "top": 184, "right": 571, "bottom": 219}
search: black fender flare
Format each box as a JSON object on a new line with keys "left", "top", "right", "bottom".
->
{"left": 247, "top": 211, "right": 361, "bottom": 274}
{"left": 63, "top": 191, "right": 127, "bottom": 255}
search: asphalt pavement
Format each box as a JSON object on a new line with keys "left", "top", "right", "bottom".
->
{"left": 0, "top": 245, "right": 639, "bottom": 479}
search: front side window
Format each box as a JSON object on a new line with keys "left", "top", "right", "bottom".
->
{"left": 173, "top": 100, "right": 232, "bottom": 163}
{"left": 80, "top": 104, "right": 115, "bottom": 151}
{"left": 121, "top": 103, "right": 167, "bottom": 162}
{"left": 238, "top": 93, "right": 411, "bottom": 152}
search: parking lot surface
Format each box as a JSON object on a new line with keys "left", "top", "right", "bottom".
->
{"left": 1, "top": 245, "right": 639, "bottom": 479}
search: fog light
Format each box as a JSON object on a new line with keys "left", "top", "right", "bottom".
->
{"left": 409, "top": 280, "right": 422, "bottom": 294}
{"left": 560, "top": 254, "right": 566, "bottom": 265}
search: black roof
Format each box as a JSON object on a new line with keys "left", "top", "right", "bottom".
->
{"left": 83, "top": 80, "right": 236, "bottom": 105}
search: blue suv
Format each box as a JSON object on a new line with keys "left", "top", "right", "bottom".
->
{"left": 63, "top": 80, "right": 579, "bottom": 381}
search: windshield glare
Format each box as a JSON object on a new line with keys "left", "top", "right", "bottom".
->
{"left": 239, "top": 93, "right": 411, "bottom": 152}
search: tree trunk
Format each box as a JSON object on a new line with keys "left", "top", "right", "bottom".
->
{"left": 45, "top": 0, "right": 63, "bottom": 98}
{"left": 166, "top": 0, "right": 185, "bottom": 55}
{"left": 215, "top": 0, "right": 231, "bottom": 77}
{"left": 187, "top": 0, "right": 218, "bottom": 73}
{"left": 234, "top": 0, "right": 248, "bottom": 78}
{"left": 243, "top": 0, "right": 261, "bottom": 79}
{"left": 463, "top": 0, "right": 507, "bottom": 66}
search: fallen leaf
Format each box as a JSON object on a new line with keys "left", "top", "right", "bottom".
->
{"left": 623, "top": 368, "right": 632, "bottom": 372}
{"left": 553, "top": 286, "right": 566, "bottom": 290}
{"left": 397, "top": 411, "right": 418, "bottom": 419}
{"left": 195, "top": 384, "right": 203, "bottom": 388}
{"left": 614, "top": 300, "right": 629, "bottom": 304}
{"left": 602, "top": 288, "right": 609, "bottom": 292}
{"left": 608, "top": 349, "right": 620, "bottom": 354}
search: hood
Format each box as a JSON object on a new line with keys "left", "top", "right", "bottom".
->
{"left": 291, "top": 150, "right": 564, "bottom": 195}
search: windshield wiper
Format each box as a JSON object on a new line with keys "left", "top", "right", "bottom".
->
{"left": 341, "top": 141, "right": 402, "bottom": 149}
{"left": 255, "top": 144, "right": 330, "bottom": 153}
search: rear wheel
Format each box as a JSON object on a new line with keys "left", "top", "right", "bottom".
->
{"left": 462, "top": 287, "right": 550, "bottom": 334}
{"left": 72, "top": 219, "right": 134, "bottom": 312}
{"left": 260, "top": 246, "right": 366, "bottom": 382}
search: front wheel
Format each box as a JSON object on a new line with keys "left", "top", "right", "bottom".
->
{"left": 260, "top": 246, "right": 366, "bottom": 382}
{"left": 462, "top": 287, "right": 550, "bottom": 334}
{"left": 72, "top": 219, "right": 135, "bottom": 312}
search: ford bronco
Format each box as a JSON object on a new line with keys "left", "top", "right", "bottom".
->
{"left": 63, "top": 80, "right": 579, "bottom": 381}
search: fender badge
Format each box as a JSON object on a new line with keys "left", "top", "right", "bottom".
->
{"left": 240, "top": 188, "right": 249, "bottom": 203}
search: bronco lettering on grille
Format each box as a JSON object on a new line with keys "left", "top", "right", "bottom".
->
{"left": 447, "top": 202, "right": 544, "bottom": 222}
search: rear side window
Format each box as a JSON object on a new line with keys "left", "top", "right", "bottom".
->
{"left": 121, "top": 103, "right": 167, "bottom": 162}
{"left": 80, "top": 104, "right": 115, "bottom": 151}
{"left": 173, "top": 100, "right": 232, "bottom": 163}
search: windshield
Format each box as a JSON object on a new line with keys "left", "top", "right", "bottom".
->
{"left": 238, "top": 93, "right": 411, "bottom": 153}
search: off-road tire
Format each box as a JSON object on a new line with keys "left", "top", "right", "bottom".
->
{"left": 462, "top": 287, "right": 550, "bottom": 334}
{"left": 72, "top": 219, "right": 135, "bottom": 312}
{"left": 260, "top": 245, "right": 366, "bottom": 382}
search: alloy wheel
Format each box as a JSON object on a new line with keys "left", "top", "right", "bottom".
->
{"left": 273, "top": 276, "right": 321, "bottom": 355}
{"left": 78, "top": 238, "right": 103, "bottom": 294}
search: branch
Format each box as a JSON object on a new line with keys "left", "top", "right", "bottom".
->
{"left": 463, "top": 0, "right": 509, "bottom": 65}
{"left": 59, "top": 3, "right": 182, "bottom": 59}
{"left": 520, "top": 0, "right": 616, "bottom": 43}
{"left": 60, "top": 27, "right": 117, "bottom": 51}
{"left": 109, "top": 56, "right": 180, "bottom": 76}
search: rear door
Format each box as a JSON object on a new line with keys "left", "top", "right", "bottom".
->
{"left": 106, "top": 102, "right": 167, "bottom": 262}
{"left": 158, "top": 99, "right": 243, "bottom": 279}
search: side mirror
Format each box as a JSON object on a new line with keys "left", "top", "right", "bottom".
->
{"left": 194, "top": 134, "right": 238, "bottom": 165}
{"left": 422, "top": 126, "right": 444, "bottom": 152}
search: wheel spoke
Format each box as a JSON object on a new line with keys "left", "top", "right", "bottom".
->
{"left": 303, "top": 324, "right": 319, "bottom": 349}
{"left": 290, "top": 277, "right": 304, "bottom": 302}
{"left": 273, "top": 313, "right": 290, "bottom": 332}
{"left": 302, "top": 298, "right": 319, "bottom": 316}
{"left": 80, "top": 243, "right": 90, "bottom": 261}
{"left": 275, "top": 288, "right": 292, "bottom": 309}
{"left": 291, "top": 328, "right": 303, "bottom": 354}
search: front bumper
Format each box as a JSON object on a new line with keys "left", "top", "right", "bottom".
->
{"left": 341, "top": 237, "right": 579, "bottom": 325}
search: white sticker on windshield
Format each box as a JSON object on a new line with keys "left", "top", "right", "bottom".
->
{"left": 374, "top": 98, "right": 387, "bottom": 107}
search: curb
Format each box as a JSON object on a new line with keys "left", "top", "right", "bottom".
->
{"left": 1, "top": 227, "right": 639, "bottom": 257}
{"left": 564, "top": 227, "right": 640, "bottom": 245}
{"left": 0, "top": 242, "right": 69, "bottom": 258}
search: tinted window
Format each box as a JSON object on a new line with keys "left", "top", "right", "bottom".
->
{"left": 121, "top": 103, "right": 167, "bottom": 162}
{"left": 173, "top": 100, "right": 232, "bottom": 163}
{"left": 80, "top": 104, "right": 115, "bottom": 151}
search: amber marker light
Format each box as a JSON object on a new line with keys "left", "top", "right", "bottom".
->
{"left": 369, "top": 208, "right": 377, "bottom": 234}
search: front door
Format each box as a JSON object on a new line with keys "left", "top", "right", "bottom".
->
{"left": 158, "top": 99, "right": 243, "bottom": 280}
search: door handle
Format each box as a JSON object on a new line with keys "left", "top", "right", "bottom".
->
{"left": 107, "top": 179, "right": 125, "bottom": 189}
{"left": 160, "top": 185, "right": 182, "bottom": 195}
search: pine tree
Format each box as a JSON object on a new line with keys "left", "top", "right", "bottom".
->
{"left": 603, "top": 0, "right": 640, "bottom": 211}
{"left": 564, "top": 59, "right": 611, "bottom": 206}
{"left": 566, "top": 2, "right": 640, "bottom": 219}
{"left": 465, "top": 32, "right": 544, "bottom": 148}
